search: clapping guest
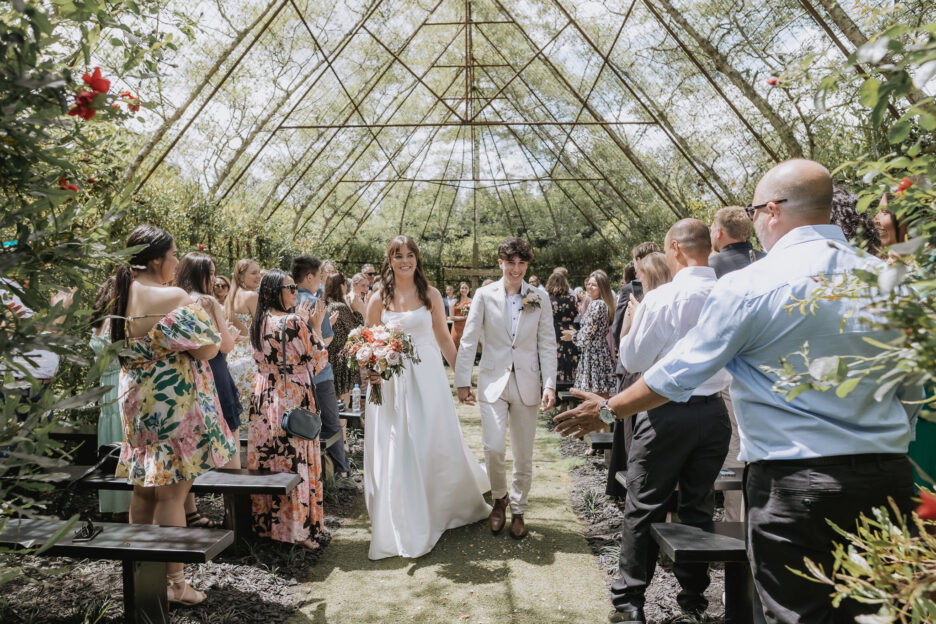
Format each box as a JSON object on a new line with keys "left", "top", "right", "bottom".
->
{"left": 248, "top": 269, "right": 329, "bottom": 550}
{"left": 547, "top": 271, "right": 579, "bottom": 387}
{"left": 564, "top": 271, "right": 616, "bottom": 397}
{"left": 448, "top": 282, "right": 472, "bottom": 350}
{"left": 347, "top": 273, "right": 369, "bottom": 320}
{"left": 110, "top": 225, "right": 236, "bottom": 606}
{"left": 225, "top": 259, "right": 262, "bottom": 416}
{"left": 89, "top": 277, "right": 131, "bottom": 520}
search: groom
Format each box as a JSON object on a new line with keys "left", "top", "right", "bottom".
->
{"left": 455, "top": 237, "right": 558, "bottom": 540}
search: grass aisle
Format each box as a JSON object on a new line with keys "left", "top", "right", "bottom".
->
{"left": 296, "top": 379, "right": 609, "bottom": 623}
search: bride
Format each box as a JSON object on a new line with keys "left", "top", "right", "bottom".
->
{"left": 363, "top": 235, "right": 491, "bottom": 560}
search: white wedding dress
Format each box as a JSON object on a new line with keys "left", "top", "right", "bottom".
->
{"left": 364, "top": 306, "right": 491, "bottom": 560}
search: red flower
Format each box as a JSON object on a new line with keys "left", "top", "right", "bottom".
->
{"left": 898, "top": 177, "right": 913, "bottom": 192}
{"left": 58, "top": 178, "right": 79, "bottom": 193}
{"left": 198, "top": 244, "right": 205, "bottom": 251}
{"left": 86, "top": 177, "right": 96, "bottom": 184}
{"left": 82, "top": 67, "right": 110, "bottom": 94}
{"left": 362, "top": 329, "right": 374, "bottom": 343}
{"left": 916, "top": 491, "right": 936, "bottom": 520}
{"left": 766, "top": 76, "right": 779, "bottom": 86}
{"left": 67, "top": 90, "right": 98, "bottom": 120}
{"left": 120, "top": 90, "right": 141, "bottom": 113}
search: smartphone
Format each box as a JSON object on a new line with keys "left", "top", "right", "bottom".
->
{"left": 630, "top": 279, "right": 643, "bottom": 301}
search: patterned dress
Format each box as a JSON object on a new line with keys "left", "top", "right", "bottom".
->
{"left": 326, "top": 301, "right": 362, "bottom": 397}
{"left": 228, "top": 311, "right": 258, "bottom": 418}
{"left": 550, "top": 294, "right": 580, "bottom": 386}
{"left": 572, "top": 299, "right": 616, "bottom": 395}
{"left": 116, "top": 305, "right": 237, "bottom": 486}
{"left": 248, "top": 313, "right": 329, "bottom": 543}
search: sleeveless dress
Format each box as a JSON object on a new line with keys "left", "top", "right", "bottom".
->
{"left": 228, "top": 311, "right": 258, "bottom": 418}
{"left": 364, "top": 306, "right": 491, "bottom": 560}
{"left": 116, "top": 304, "right": 237, "bottom": 486}
{"left": 90, "top": 331, "right": 131, "bottom": 513}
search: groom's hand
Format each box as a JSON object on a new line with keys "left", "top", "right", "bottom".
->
{"left": 540, "top": 388, "right": 556, "bottom": 411}
{"left": 554, "top": 389, "right": 604, "bottom": 438}
{"left": 457, "top": 386, "right": 476, "bottom": 405}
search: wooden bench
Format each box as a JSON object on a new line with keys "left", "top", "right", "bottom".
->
{"left": 557, "top": 390, "right": 581, "bottom": 405}
{"left": 338, "top": 409, "right": 363, "bottom": 421}
{"left": 651, "top": 522, "right": 754, "bottom": 624}
{"left": 58, "top": 467, "right": 300, "bottom": 548}
{"left": 0, "top": 517, "right": 232, "bottom": 624}
{"left": 49, "top": 426, "right": 98, "bottom": 465}
{"left": 585, "top": 431, "right": 613, "bottom": 450}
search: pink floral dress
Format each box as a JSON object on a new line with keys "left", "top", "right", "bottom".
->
{"left": 248, "top": 313, "right": 329, "bottom": 543}
{"left": 117, "top": 304, "right": 237, "bottom": 486}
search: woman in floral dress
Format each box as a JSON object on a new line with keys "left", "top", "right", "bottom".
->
{"left": 564, "top": 270, "right": 616, "bottom": 397}
{"left": 248, "top": 269, "right": 329, "bottom": 550}
{"left": 447, "top": 281, "right": 472, "bottom": 350}
{"left": 110, "top": 225, "right": 236, "bottom": 607}
{"left": 546, "top": 270, "right": 579, "bottom": 387}
{"left": 226, "top": 258, "right": 262, "bottom": 417}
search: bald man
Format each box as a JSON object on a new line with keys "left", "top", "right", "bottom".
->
{"left": 605, "top": 218, "right": 731, "bottom": 623}
{"left": 557, "top": 160, "right": 921, "bottom": 624}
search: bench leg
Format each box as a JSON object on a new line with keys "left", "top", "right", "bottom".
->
{"left": 223, "top": 492, "right": 253, "bottom": 552}
{"left": 122, "top": 560, "right": 168, "bottom": 624}
{"left": 724, "top": 561, "right": 755, "bottom": 624}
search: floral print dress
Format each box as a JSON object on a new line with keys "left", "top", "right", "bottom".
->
{"left": 550, "top": 294, "right": 580, "bottom": 386}
{"left": 572, "top": 299, "right": 616, "bottom": 395}
{"left": 228, "top": 312, "right": 258, "bottom": 418}
{"left": 117, "top": 305, "right": 237, "bottom": 486}
{"left": 248, "top": 313, "right": 330, "bottom": 543}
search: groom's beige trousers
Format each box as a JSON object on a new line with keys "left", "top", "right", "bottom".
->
{"left": 479, "top": 371, "right": 538, "bottom": 515}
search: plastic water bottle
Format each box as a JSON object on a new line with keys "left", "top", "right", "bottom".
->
{"left": 351, "top": 384, "right": 361, "bottom": 413}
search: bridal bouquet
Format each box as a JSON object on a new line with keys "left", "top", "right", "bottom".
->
{"left": 455, "top": 301, "right": 471, "bottom": 316}
{"left": 344, "top": 324, "right": 421, "bottom": 405}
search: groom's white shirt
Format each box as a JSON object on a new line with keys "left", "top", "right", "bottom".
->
{"left": 455, "top": 278, "right": 558, "bottom": 406}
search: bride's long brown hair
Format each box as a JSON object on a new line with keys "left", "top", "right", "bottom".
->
{"left": 379, "top": 235, "right": 432, "bottom": 311}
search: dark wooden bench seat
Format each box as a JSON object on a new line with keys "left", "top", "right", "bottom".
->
{"left": 651, "top": 522, "right": 754, "bottom": 623}
{"left": 585, "top": 431, "right": 613, "bottom": 450}
{"left": 0, "top": 517, "right": 232, "bottom": 624}
{"left": 56, "top": 467, "right": 300, "bottom": 547}
{"left": 338, "top": 409, "right": 363, "bottom": 420}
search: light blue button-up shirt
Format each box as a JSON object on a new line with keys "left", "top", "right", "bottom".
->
{"left": 644, "top": 225, "right": 921, "bottom": 463}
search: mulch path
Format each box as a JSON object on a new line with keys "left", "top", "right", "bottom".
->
{"left": 0, "top": 432, "right": 365, "bottom": 624}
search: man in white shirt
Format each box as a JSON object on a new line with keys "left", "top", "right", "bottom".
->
{"left": 609, "top": 219, "right": 731, "bottom": 623}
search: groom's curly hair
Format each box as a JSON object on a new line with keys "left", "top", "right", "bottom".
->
{"left": 497, "top": 237, "right": 533, "bottom": 262}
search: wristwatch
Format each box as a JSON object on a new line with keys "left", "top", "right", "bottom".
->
{"left": 598, "top": 399, "right": 615, "bottom": 425}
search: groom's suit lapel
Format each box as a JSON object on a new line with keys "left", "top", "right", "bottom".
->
{"left": 494, "top": 278, "right": 512, "bottom": 342}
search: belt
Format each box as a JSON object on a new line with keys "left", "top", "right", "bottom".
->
{"left": 683, "top": 393, "right": 721, "bottom": 404}
{"left": 755, "top": 453, "right": 905, "bottom": 468}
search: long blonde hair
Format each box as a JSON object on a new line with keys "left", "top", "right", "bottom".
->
{"left": 588, "top": 270, "right": 615, "bottom": 322}
{"left": 225, "top": 258, "right": 258, "bottom": 319}
{"left": 635, "top": 252, "right": 671, "bottom": 292}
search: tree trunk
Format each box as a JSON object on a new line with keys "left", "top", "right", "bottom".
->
{"left": 812, "top": 0, "right": 929, "bottom": 108}
{"left": 650, "top": 0, "right": 804, "bottom": 158}
{"left": 120, "top": 0, "right": 279, "bottom": 188}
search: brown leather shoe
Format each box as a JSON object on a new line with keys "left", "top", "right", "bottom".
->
{"left": 489, "top": 495, "right": 508, "bottom": 533}
{"left": 509, "top": 514, "right": 528, "bottom": 540}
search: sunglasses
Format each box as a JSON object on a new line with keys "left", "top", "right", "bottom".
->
{"left": 365, "top": 272, "right": 376, "bottom": 277}
{"left": 281, "top": 284, "right": 298, "bottom": 293}
{"left": 744, "top": 198, "right": 787, "bottom": 220}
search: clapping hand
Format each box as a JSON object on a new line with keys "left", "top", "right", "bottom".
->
{"left": 560, "top": 328, "right": 576, "bottom": 342}
{"left": 329, "top": 310, "right": 340, "bottom": 326}
{"left": 310, "top": 298, "right": 326, "bottom": 328}
{"left": 553, "top": 388, "right": 605, "bottom": 438}
{"left": 227, "top": 323, "right": 241, "bottom": 341}
{"left": 295, "top": 299, "right": 314, "bottom": 322}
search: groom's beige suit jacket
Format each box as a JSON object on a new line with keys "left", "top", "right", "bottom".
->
{"left": 454, "top": 278, "right": 558, "bottom": 406}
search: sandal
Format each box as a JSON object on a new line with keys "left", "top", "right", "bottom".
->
{"left": 299, "top": 538, "right": 321, "bottom": 551}
{"left": 167, "top": 571, "right": 206, "bottom": 607}
{"left": 185, "top": 512, "right": 221, "bottom": 529}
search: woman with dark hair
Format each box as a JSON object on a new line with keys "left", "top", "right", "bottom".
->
{"left": 174, "top": 252, "right": 243, "bottom": 529}
{"left": 248, "top": 269, "right": 329, "bottom": 550}
{"left": 108, "top": 225, "right": 236, "bottom": 606}
{"left": 546, "top": 270, "right": 578, "bottom": 387}
{"left": 324, "top": 272, "right": 361, "bottom": 403}
{"left": 363, "top": 235, "right": 489, "bottom": 560}
{"left": 226, "top": 258, "right": 262, "bottom": 416}
{"left": 89, "top": 277, "right": 131, "bottom": 519}
{"left": 447, "top": 281, "right": 472, "bottom": 350}
{"left": 830, "top": 185, "right": 882, "bottom": 254}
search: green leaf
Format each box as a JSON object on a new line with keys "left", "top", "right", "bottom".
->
{"left": 836, "top": 377, "right": 862, "bottom": 399}
{"left": 919, "top": 112, "right": 936, "bottom": 132}
{"left": 888, "top": 121, "right": 911, "bottom": 144}
{"left": 859, "top": 78, "right": 881, "bottom": 108}
{"left": 786, "top": 383, "right": 813, "bottom": 402}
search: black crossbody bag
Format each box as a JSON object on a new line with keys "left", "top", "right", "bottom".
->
{"left": 278, "top": 318, "right": 322, "bottom": 441}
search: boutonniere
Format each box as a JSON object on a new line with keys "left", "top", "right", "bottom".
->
{"left": 521, "top": 291, "right": 541, "bottom": 312}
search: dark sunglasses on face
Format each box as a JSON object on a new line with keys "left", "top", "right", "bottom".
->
{"left": 744, "top": 198, "right": 787, "bottom": 220}
{"left": 365, "top": 272, "right": 376, "bottom": 277}
{"left": 281, "top": 284, "right": 298, "bottom": 293}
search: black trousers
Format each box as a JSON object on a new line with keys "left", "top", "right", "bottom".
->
{"left": 606, "top": 372, "right": 641, "bottom": 498}
{"left": 610, "top": 396, "right": 730, "bottom": 612}
{"left": 314, "top": 378, "right": 350, "bottom": 474}
{"left": 746, "top": 454, "right": 914, "bottom": 624}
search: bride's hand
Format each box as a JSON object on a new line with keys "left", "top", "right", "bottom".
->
{"left": 367, "top": 370, "right": 382, "bottom": 385}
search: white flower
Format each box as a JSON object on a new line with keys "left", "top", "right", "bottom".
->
{"left": 385, "top": 350, "right": 401, "bottom": 366}
{"left": 348, "top": 327, "right": 363, "bottom": 339}
{"left": 356, "top": 347, "right": 373, "bottom": 363}
{"left": 374, "top": 347, "right": 389, "bottom": 361}
{"left": 374, "top": 330, "right": 391, "bottom": 342}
